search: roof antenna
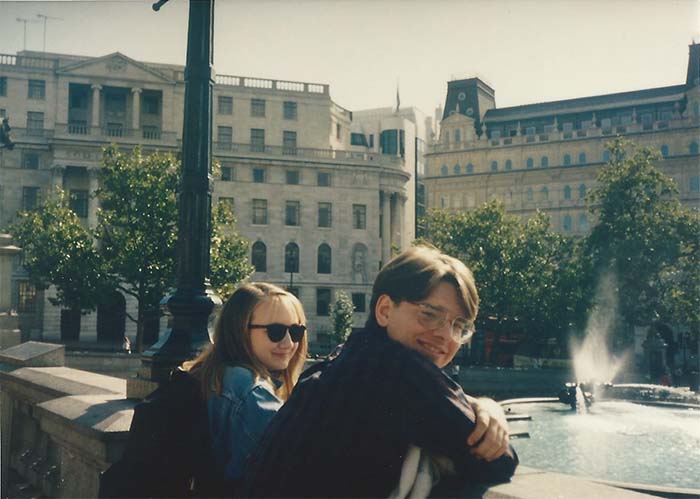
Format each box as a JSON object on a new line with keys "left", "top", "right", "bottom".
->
{"left": 36, "top": 13, "right": 63, "bottom": 52}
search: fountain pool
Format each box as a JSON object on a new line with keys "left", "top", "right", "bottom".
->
{"left": 505, "top": 400, "right": 700, "bottom": 490}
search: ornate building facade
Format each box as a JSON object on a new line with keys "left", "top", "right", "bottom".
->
{"left": 423, "top": 43, "right": 700, "bottom": 235}
{"left": 0, "top": 51, "right": 422, "bottom": 351}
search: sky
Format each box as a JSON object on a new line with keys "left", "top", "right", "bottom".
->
{"left": 1, "top": 0, "right": 699, "bottom": 118}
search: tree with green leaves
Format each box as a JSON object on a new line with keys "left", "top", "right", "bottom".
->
{"left": 210, "top": 202, "right": 254, "bottom": 300}
{"left": 585, "top": 137, "right": 690, "bottom": 341}
{"left": 329, "top": 291, "right": 354, "bottom": 345}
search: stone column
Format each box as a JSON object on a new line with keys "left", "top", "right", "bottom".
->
{"left": 131, "top": 87, "right": 142, "bottom": 131}
{"left": 381, "top": 190, "right": 391, "bottom": 266}
{"left": 395, "top": 193, "right": 406, "bottom": 251}
{"left": 51, "top": 164, "right": 65, "bottom": 195}
{"left": 91, "top": 84, "right": 102, "bottom": 131}
{"left": 0, "top": 233, "right": 21, "bottom": 349}
{"left": 87, "top": 167, "right": 100, "bottom": 229}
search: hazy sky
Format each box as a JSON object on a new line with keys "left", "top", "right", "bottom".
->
{"left": 1, "top": 0, "right": 699, "bottom": 117}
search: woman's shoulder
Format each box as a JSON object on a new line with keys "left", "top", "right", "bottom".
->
{"left": 220, "top": 366, "right": 276, "bottom": 399}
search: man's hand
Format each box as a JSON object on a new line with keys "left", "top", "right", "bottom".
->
{"left": 466, "top": 397, "right": 509, "bottom": 462}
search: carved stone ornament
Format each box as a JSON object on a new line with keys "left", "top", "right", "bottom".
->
{"left": 106, "top": 57, "right": 127, "bottom": 73}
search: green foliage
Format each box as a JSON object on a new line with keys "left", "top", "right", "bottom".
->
{"left": 8, "top": 189, "right": 109, "bottom": 312}
{"left": 329, "top": 291, "right": 354, "bottom": 344}
{"left": 210, "top": 202, "right": 254, "bottom": 300}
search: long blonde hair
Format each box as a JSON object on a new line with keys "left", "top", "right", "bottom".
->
{"left": 183, "top": 283, "right": 308, "bottom": 401}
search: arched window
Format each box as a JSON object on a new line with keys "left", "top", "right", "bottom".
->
{"left": 284, "top": 242, "right": 299, "bottom": 273}
{"left": 578, "top": 152, "right": 587, "bottom": 165}
{"left": 563, "top": 215, "right": 572, "bottom": 232}
{"left": 526, "top": 157, "right": 534, "bottom": 169}
{"left": 440, "top": 164, "right": 448, "bottom": 175}
{"left": 660, "top": 144, "right": 669, "bottom": 158}
{"left": 578, "top": 184, "right": 587, "bottom": 199}
{"left": 526, "top": 188, "right": 533, "bottom": 201}
{"left": 578, "top": 213, "right": 589, "bottom": 231}
{"left": 541, "top": 156, "right": 549, "bottom": 168}
{"left": 317, "top": 243, "right": 331, "bottom": 274}
{"left": 564, "top": 185, "right": 572, "bottom": 200}
{"left": 540, "top": 186, "right": 549, "bottom": 201}
{"left": 453, "top": 164, "right": 461, "bottom": 175}
{"left": 490, "top": 160, "right": 498, "bottom": 172}
{"left": 505, "top": 159, "right": 512, "bottom": 170}
{"left": 689, "top": 142, "right": 698, "bottom": 155}
{"left": 455, "top": 129, "right": 461, "bottom": 143}
{"left": 466, "top": 163, "right": 474, "bottom": 173}
{"left": 563, "top": 154, "right": 571, "bottom": 166}
{"left": 603, "top": 150, "right": 611, "bottom": 163}
{"left": 252, "top": 241, "right": 267, "bottom": 272}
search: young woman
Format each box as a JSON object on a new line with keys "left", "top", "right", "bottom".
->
{"left": 183, "top": 283, "right": 308, "bottom": 485}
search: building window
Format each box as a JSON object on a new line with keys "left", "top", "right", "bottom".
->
{"left": 252, "top": 198, "right": 268, "bottom": 225}
{"left": 317, "top": 172, "right": 331, "bottom": 187}
{"left": 541, "top": 156, "right": 549, "bottom": 168}
{"left": 336, "top": 123, "right": 341, "bottom": 140}
{"left": 22, "top": 186, "right": 40, "bottom": 211}
{"left": 563, "top": 154, "right": 572, "bottom": 166}
{"left": 563, "top": 215, "right": 572, "bottom": 232}
{"left": 490, "top": 161, "right": 498, "bottom": 172}
{"left": 283, "top": 131, "right": 297, "bottom": 155}
{"left": 505, "top": 159, "right": 512, "bottom": 171}
{"left": 251, "top": 128, "right": 265, "bottom": 152}
{"left": 318, "top": 202, "right": 332, "bottom": 228}
{"left": 251, "top": 98, "right": 266, "bottom": 117}
{"left": 466, "top": 163, "right": 474, "bottom": 174}
{"left": 283, "top": 101, "right": 297, "bottom": 120}
{"left": 352, "top": 204, "right": 366, "bottom": 229}
{"left": 578, "top": 213, "right": 589, "bottom": 231}
{"left": 0, "top": 77, "right": 6, "bottom": 96}
{"left": 142, "top": 94, "right": 159, "bottom": 114}
{"left": 352, "top": 293, "right": 366, "bottom": 313}
{"left": 526, "top": 158, "right": 534, "bottom": 169}
{"left": 454, "top": 129, "right": 461, "bottom": 143}
{"left": 28, "top": 79, "right": 45, "bottom": 99}
{"left": 453, "top": 164, "right": 461, "bottom": 175}
{"left": 22, "top": 151, "right": 40, "bottom": 169}
{"left": 351, "top": 133, "right": 367, "bottom": 146}
{"left": 287, "top": 287, "right": 300, "bottom": 298}
{"left": 286, "top": 170, "right": 300, "bottom": 185}
{"left": 218, "top": 95, "right": 233, "bottom": 115}
{"left": 252, "top": 168, "right": 266, "bottom": 183}
{"left": 16, "top": 281, "right": 37, "bottom": 313}
{"left": 252, "top": 241, "right": 266, "bottom": 272}
{"left": 660, "top": 144, "right": 669, "bottom": 158}
{"left": 440, "top": 165, "right": 448, "bottom": 175}
{"left": 218, "top": 197, "right": 235, "bottom": 213}
{"left": 690, "top": 142, "right": 699, "bottom": 155}
{"left": 69, "top": 189, "right": 89, "bottom": 218}
{"left": 217, "top": 126, "right": 232, "bottom": 146}
{"left": 316, "top": 288, "right": 331, "bottom": 316}
{"left": 578, "top": 184, "right": 587, "bottom": 199}
{"left": 526, "top": 188, "right": 533, "bottom": 201}
{"left": 578, "top": 152, "right": 587, "bottom": 165}
{"left": 317, "top": 243, "right": 331, "bottom": 274}
{"left": 26, "top": 112, "right": 44, "bottom": 134}
{"left": 285, "top": 242, "right": 299, "bottom": 273}
{"left": 105, "top": 93, "right": 126, "bottom": 113}
{"left": 603, "top": 150, "right": 611, "bottom": 163}
{"left": 368, "top": 134, "right": 374, "bottom": 148}
{"left": 689, "top": 176, "right": 700, "bottom": 193}
{"left": 540, "top": 186, "right": 549, "bottom": 201}
{"left": 564, "top": 185, "right": 572, "bottom": 200}
{"left": 0, "top": 108, "right": 6, "bottom": 118}
{"left": 285, "top": 201, "right": 300, "bottom": 226}
{"left": 221, "top": 166, "right": 233, "bottom": 181}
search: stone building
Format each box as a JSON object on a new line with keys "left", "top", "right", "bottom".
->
{"left": 0, "top": 50, "right": 422, "bottom": 352}
{"left": 423, "top": 43, "right": 700, "bottom": 235}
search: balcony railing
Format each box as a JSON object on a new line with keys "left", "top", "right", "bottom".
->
{"left": 215, "top": 73, "right": 329, "bottom": 96}
{"left": 54, "top": 123, "right": 178, "bottom": 144}
{"left": 0, "top": 53, "right": 57, "bottom": 70}
{"left": 213, "top": 141, "right": 402, "bottom": 166}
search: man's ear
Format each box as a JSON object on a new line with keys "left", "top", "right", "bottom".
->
{"left": 375, "top": 294, "right": 393, "bottom": 327}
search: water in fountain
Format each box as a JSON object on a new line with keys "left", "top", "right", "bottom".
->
{"left": 574, "top": 385, "right": 588, "bottom": 414}
{"left": 570, "top": 273, "right": 627, "bottom": 387}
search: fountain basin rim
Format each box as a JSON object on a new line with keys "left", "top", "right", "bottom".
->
{"left": 499, "top": 397, "right": 559, "bottom": 406}
{"left": 499, "top": 397, "right": 700, "bottom": 410}
{"left": 591, "top": 477, "right": 700, "bottom": 498}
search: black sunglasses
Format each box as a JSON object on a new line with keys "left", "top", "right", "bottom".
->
{"left": 249, "top": 323, "right": 306, "bottom": 343}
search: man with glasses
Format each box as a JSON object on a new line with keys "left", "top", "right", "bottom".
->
{"left": 244, "top": 245, "right": 518, "bottom": 497}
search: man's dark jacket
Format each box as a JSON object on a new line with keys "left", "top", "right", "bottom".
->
{"left": 243, "top": 324, "right": 518, "bottom": 498}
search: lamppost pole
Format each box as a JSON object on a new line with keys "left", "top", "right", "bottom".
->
{"left": 128, "top": 0, "right": 221, "bottom": 396}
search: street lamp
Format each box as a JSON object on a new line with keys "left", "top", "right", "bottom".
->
{"left": 128, "top": 0, "right": 221, "bottom": 396}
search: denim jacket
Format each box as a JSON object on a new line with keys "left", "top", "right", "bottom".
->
{"left": 207, "top": 366, "right": 282, "bottom": 481}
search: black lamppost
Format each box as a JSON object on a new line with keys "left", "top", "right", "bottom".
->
{"left": 130, "top": 0, "right": 221, "bottom": 392}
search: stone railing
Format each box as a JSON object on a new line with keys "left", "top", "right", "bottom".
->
{"left": 215, "top": 73, "right": 329, "bottom": 96}
{"left": 0, "top": 53, "right": 58, "bottom": 70}
{"left": 53, "top": 124, "right": 179, "bottom": 145}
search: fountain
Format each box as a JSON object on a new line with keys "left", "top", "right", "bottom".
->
{"left": 502, "top": 273, "right": 700, "bottom": 493}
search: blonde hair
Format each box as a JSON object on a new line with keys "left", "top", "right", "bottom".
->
{"left": 183, "top": 282, "right": 308, "bottom": 401}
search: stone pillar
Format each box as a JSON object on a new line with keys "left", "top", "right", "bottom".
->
{"left": 131, "top": 87, "right": 142, "bottom": 131}
{"left": 91, "top": 84, "right": 102, "bottom": 130}
{"left": 396, "top": 193, "right": 406, "bottom": 251}
{"left": 87, "top": 167, "right": 100, "bottom": 229}
{"left": 381, "top": 191, "right": 391, "bottom": 266}
{"left": 390, "top": 193, "right": 400, "bottom": 253}
{"left": 0, "top": 234, "right": 21, "bottom": 349}
{"left": 51, "top": 164, "right": 65, "bottom": 195}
